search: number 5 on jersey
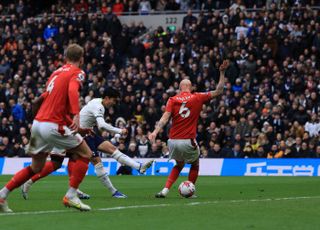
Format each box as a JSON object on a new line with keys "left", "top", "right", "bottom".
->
{"left": 179, "top": 102, "right": 190, "bottom": 118}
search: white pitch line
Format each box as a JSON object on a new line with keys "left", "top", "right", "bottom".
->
{"left": 0, "top": 196, "right": 319, "bottom": 216}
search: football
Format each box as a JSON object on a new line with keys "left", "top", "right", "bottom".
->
{"left": 178, "top": 181, "right": 196, "bottom": 198}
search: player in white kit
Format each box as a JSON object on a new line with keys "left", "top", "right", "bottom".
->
{"left": 21, "top": 88, "right": 154, "bottom": 199}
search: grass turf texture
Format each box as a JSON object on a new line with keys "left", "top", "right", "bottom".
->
{"left": 0, "top": 176, "right": 319, "bottom": 230}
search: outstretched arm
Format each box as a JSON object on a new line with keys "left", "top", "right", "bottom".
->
{"left": 210, "top": 60, "right": 229, "bottom": 98}
{"left": 96, "top": 117, "right": 127, "bottom": 135}
{"left": 148, "top": 111, "right": 171, "bottom": 143}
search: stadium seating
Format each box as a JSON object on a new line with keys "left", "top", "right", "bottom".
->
{"left": 0, "top": 0, "right": 320, "bottom": 158}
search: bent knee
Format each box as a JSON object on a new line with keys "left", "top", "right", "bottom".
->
{"left": 68, "top": 141, "right": 92, "bottom": 159}
{"left": 30, "top": 165, "right": 43, "bottom": 174}
{"left": 90, "top": 156, "right": 101, "bottom": 165}
{"left": 175, "top": 161, "right": 185, "bottom": 169}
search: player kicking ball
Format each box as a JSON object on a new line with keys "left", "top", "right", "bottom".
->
{"left": 149, "top": 60, "right": 229, "bottom": 198}
{"left": 21, "top": 88, "right": 154, "bottom": 199}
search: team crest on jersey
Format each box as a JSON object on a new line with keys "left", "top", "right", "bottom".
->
{"left": 77, "top": 72, "right": 85, "bottom": 82}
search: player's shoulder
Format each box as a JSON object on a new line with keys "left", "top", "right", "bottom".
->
{"left": 88, "top": 98, "right": 104, "bottom": 109}
{"left": 71, "top": 66, "right": 85, "bottom": 75}
{"left": 69, "top": 66, "right": 85, "bottom": 80}
{"left": 171, "top": 92, "right": 197, "bottom": 101}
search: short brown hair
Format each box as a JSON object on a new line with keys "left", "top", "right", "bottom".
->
{"left": 65, "top": 44, "right": 84, "bottom": 62}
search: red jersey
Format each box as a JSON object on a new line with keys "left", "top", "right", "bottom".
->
{"left": 35, "top": 64, "right": 85, "bottom": 126}
{"left": 166, "top": 91, "right": 212, "bottom": 139}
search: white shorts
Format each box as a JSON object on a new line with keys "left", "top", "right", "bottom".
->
{"left": 167, "top": 139, "right": 200, "bottom": 163}
{"left": 26, "top": 120, "right": 83, "bottom": 155}
{"left": 50, "top": 147, "right": 66, "bottom": 156}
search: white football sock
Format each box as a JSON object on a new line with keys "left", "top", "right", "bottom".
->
{"left": 111, "top": 149, "right": 140, "bottom": 170}
{"left": 0, "top": 187, "right": 10, "bottom": 199}
{"left": 95, "top": 162, "right": 117, "bottom": 194}
{"left": 22, "top": 179, "right": 33, "bottom": 193}
{"left": 65, "top": 187, "right": 77, "bottom": 198}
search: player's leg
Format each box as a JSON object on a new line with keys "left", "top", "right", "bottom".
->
{"left": 62, "top": 141, "right": 92, "bottom": 211}
{"left": 155, "top": 160, "right": 185, "bottom": 198}
{"left": 0, "top": 152, "right": 48, "bottom": 212}
{"left": 48, "top": 124, "right": 92, "bottom": 211}
{"left": 156, "top": 139, "right": 197, "bottom": 198}
{"left": 187, "top": 158, "right": 199, "bottom": 198}
{"left": 98, "top": 140, "right": 154, "bottom": 173}
{"left": 188, "top": 158, "right": 199, "bottom": 185}
{"left": 56, "top": 151, "right": 89, "bottom": 199}
{"left": 85, "top": 135, "right": 127, "bottom": 198}
{"left": 184, "top": 139, "right": 200, "bottom": 198}
{"left": 91, "top": 156, "right": 127, "bottom": 198}
{"left": 21, "top": 154, "right": 64, "bottom": 200}
{"left": 0, "top": 121, "right": 51, "bottom": 212}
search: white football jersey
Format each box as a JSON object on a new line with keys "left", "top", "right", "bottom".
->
{"left": 80, "top": 98, "right": 105, "bottom": 128}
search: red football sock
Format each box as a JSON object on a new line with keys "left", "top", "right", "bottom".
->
{"left": 188, "top": 164, "right": 199, "bottom": 184}
{"left": 31, "top": 161, "right": 56, "bottom": 183}
{"left": 67, "top": 158, "right": 76, "bottom": 177}
{"left": 69, "top": 157, "right": 89, "bottom": 189}
{"left": 165, "top": 165, "right": 183, "bottom": 189}
{"left": 5, "top": 166, "right": 35, "bottom": 191}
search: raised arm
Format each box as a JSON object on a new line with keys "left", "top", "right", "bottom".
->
{"left": 148, "top": 111, "right": 171, "bottom": 143}
{"left": 210, "top": 60, "right": 229, "bottom": 98}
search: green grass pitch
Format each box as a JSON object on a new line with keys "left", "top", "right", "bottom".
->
{"left": 0, "top": 175, "right": 319, "bottom": 230}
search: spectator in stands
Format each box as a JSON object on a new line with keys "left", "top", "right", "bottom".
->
{"left": 229, "top": 0, "right": 246, "bottom": 14}
{"left": 316, "top": 145, "right": 320, "bottom": 158}
{"left": 156, "top": 0, "right": 166, "bottom": 11}
{"left": 0, "top": 137, "right": 12, "bottom": 157}
{"left": 112, "top": 0, "right": 124, "bottom": 16}
{"left": 267, "top": 144, "right": 284, "bottom": 158}
{"left": 225, "top": 142, "right": 245, "bottom": 158}
{"left": 139, "top": 0, "right": 152, "bottom": 15}
{"left": 9, "top": 99, "right": 25, "bottom": 124}
{"left": 208, "top": 142, "right": 222, "bottom": 158}
{"left": 182, "top": 9, "right": 197, "bottom": 29}
{"left": 146, "top": 143, "right": 162, "bottom": 158}
{"left": 137, "top": 135, "right": 150, "bottom": 157}
{"left": 304, "top": 113, "right": 320, "bottom": 138}
{"left": 165, "top": 0, "right": 180, "bottom": 11}
{"left": 127, "top": 142, "right": 139, "bottom": 158}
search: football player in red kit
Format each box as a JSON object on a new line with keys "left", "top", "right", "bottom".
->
{"left": 0, "top": 44, "right": 93, "bottom": 212}
{"left": 149, "top": 60, "right": 229, "bottom": 198}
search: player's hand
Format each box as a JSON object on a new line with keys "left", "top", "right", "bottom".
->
{"left": 148, "top": 132, "right": 157, "bottom": 144}
{"left": 219, "top": 60, "right": 229, "bottom": 72}
{"left": 69, "top": 114, "right": 80, "bottom": 132}
{"left": 78, "top": 127, "right": 95, "bottom": 136}
{"left": 121, "top": 128, "right": 128, "bottom": 136}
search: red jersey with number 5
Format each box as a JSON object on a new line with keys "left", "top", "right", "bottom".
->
{"left": 35, "top": 64, "right": 85, "bottom": 126}
{"left": 165, "top": 91, "right": 212, "bottom": 139}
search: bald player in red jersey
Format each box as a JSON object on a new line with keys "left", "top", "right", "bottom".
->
{"left": 0, "top": 44, "right": 93, "bottom": 212}
{"left": 149, "top": 60, "right": 229, "bottom": 198}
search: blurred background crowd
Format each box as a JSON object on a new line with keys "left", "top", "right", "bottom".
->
{"left": 1, "top": 0, "right": 320, "bottom": 159}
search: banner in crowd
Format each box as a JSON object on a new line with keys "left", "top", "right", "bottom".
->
{"left": 0, "top": 158, "right": 319, "bottom": 176}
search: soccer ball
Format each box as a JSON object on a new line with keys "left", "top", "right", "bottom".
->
{"left": 178, "top": 181, "right": 195, "bottom": 198}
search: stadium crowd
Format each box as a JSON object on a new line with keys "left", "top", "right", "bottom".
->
{"left": 0, "top": 0, "right": 320, "bottom": 159}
